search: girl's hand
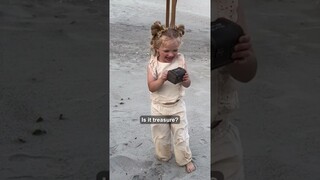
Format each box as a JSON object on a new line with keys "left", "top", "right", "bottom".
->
{"left": 232, "top": 34, "right": 253, "bottom": 64}
{"left": 181, "top": 71, "right": 191, "bottom": 88}
{"left": 160, "top": 71, "right": 168, "bottom": 81}
{"left": 183, "top": 72, "right": 189, "bottom": 82}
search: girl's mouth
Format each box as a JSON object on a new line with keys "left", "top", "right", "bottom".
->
{"left": 165, "top": 57, "right": 174, "bottom": 61}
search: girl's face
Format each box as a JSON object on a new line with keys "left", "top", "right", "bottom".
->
{"left": 157, "top": 38, "right": 180, "bottom": 63}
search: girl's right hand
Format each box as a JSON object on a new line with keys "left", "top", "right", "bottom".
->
{"left": 160, "top": 71, "right": 168, "bottom": 81}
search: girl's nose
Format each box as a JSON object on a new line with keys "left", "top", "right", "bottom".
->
{"left": 168, "top": 52, "right": 174, "bottom": 57}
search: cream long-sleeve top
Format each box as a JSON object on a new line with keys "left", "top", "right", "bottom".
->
{"left": 148, "top": 53, "right": 186, "bottom": 104}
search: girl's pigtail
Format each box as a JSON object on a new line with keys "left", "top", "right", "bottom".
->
{"left": 151, "top": 21, "right": 163, "bottom": 37}
{"left": 150, "top": 21, "right": 163, "bottom": 46}
{"left": 150, "top": 21, "right": 165, "bottom": 56}
{"left": 176, "top": 24, "right": 185, "bottom": 37}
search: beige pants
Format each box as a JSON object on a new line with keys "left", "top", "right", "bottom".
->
{"left": 211, "top": 120, "right": 244, "bottom": 180}
{"left": 150, "top": 99, "right": 192, "bottom": 166}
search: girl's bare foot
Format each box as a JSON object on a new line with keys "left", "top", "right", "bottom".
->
{"left": 186, "top": 161, "right": 196, "bottom": 173}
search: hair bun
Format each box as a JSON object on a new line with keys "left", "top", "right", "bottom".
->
{"left": 151, "top": 21, "right": 164, "bottom": 36}
{"left": 176, "top": 24, "right": 185, "bottom": 37}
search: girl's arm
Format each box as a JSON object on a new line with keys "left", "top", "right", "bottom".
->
{"left": 227, "top": 1, "right": 257, "bottom": 83}
{"left": 147, "top": 66, "right": 167, "bottom": 92}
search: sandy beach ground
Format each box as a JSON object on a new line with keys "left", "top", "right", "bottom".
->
{"left": 110, "top": 0, "right": 211, "bottom": 179}
{"left": 235, "top": 0, "right": 320, "bottom": 179}
{"left": 0, "top": 0, "right": 108, "bottom": 179}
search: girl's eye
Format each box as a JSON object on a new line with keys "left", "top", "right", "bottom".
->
{"left": 162, "top": 49, "right": 178, "bottom": 53}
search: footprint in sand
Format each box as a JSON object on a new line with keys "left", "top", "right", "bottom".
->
{"left": 8, "top": 153, "right": 73, "bottom": 177}
{"left": 9, "top": 153, "right": 59, "bottom": 162}
{"left": 200, "top": 138, "right": 208, "bottom": 144}
{"left": 110, "top": 155, "right": 153, "bottom": 175}
{"left": 132, "top": 166, "right": 165, "bottom": 180}
{"left": 54, "top": 14, "right": 67, "bottom": 19}
{"left": 8, "top": 153, "right": 72, "bottom": 169}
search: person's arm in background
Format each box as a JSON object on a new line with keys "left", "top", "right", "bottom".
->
{"left": 227, "top": 0, "right": 257, "bottom": 83}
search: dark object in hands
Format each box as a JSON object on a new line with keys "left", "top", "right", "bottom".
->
{"left": 211, "top": 17, "right": 244, "bottom": 70}
{"left": 167, "top": 67, "right": 186, "bottom": 84}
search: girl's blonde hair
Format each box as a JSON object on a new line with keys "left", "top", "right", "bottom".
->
{"left": 150, "top": 21, "right": 185, "bottom": 56}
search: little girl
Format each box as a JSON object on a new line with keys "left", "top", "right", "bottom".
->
{"left": 147, "top": 21, "right": 196, "bottom": 173}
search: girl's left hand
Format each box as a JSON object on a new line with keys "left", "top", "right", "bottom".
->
{"left": 183, "top": 72, "right": 189, "bottom": 82}
{"left": 232, "top": 34, "right": 253, "bottom": 64}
